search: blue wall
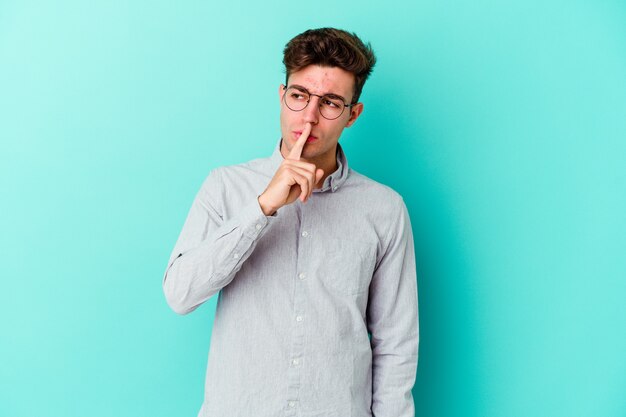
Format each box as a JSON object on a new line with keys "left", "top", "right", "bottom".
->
{"left": 1, "top": 1, "right": 624, "bottom": 416}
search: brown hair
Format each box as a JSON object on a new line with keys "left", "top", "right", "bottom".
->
{"left": 282, "top": 28, "right": 376, "bottom": 103}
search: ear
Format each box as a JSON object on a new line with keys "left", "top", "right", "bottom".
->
{"left": 345, "top": 102, "right": 364, "bottom": 128}
{"left": 278, "top": 84, "right": 286, "bottom": 103}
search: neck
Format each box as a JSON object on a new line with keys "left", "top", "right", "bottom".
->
{"left": 308, "top": 154, "right": 337, "bottom": 189}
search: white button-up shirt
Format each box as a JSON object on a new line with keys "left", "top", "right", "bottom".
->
{"left": 163, "top": 140, "right": 419, "bottom": 417}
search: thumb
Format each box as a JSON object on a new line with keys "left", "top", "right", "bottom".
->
{"left": 315, "top": 168, "right": 324, "bottom": 184}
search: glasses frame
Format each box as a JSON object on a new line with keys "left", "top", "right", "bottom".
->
{"left": 281, "top": 85, "right": 356, "bottom": 120}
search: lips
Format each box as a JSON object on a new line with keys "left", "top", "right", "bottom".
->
{"left": 294, "top": 131, "right": 317, "bottom": 141}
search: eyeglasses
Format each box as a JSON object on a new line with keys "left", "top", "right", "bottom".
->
{"left": 282, "top": 85, "right": 355, "bottom": 120}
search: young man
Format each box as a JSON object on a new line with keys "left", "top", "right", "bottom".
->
{"left": 163, "top": 28, "right": 419, "bottom": 417}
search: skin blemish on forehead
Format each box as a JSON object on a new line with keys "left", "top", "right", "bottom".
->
{"left": 298, "top": 70, "right": 351, "bottom": 102}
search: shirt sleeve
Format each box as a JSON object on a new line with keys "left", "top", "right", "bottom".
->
{"left": 367, "top": 198, "right": 419, "bottom": 417}
{"left": 162, "top": 168, "right": 276, "bottom": 315}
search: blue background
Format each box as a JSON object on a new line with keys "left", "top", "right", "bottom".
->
{"left": 1, "top": 1, "right": 625, "bottom": 416}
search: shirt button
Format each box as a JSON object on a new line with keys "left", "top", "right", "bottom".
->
{"left": 292, "top": 358, "right": 299, "bottom": 365}
{"left": 255, "top": 224, "right": 262, "bottom": 230}
{"left": 233, "top": 253, "right": 239, "bottom": 259}
{"left": 298, "top": 272, "right": 306, "bottom": 280}
{"left": 332, "top": 186, "right": 338, "bottom": 191}
{"left": 288, "top": 401, "right": 296, "bottom": 408}
{"left": 301, "top": 231, "right": 309, "bottom": 237}
{"left": 296, "top": 315, "right": 303, "bottom": 322}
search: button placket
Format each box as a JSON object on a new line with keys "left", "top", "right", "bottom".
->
{"left": 285, "top": 221, "right": 312, "bottom": 412}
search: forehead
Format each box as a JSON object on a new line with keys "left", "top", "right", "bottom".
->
{"left": 288, "top": 65, "right": 355, "bottom": 99}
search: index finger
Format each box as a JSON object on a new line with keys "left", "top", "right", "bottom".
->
{"left": 288, "top": 122, "right": 312, "bottom": 160}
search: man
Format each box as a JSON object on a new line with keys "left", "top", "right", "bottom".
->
{"left": 163, "top": 27, "right": 419, "bottom": 417}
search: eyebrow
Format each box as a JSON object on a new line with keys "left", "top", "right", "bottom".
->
{"left": 289, "top": 84, "right": 348, "bottom": 103}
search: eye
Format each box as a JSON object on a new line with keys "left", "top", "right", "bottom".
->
{"left": 322, "top": 98, "right": 341, "bottom": 108}
{"left": 290, "top": 92, "right": 307, "bottom": 100}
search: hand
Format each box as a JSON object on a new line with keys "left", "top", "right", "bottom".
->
{"left": 258, "top": 123, "right": 324, "bottom": 216}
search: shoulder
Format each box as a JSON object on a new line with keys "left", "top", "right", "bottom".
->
{"left": 200, "top": 155, "right": 274, "bottom": 189}
{"left": 345, "top": 168, "right": 406, "bottom": 212}
{"left": 341, "top": 169, "right": 412, "bottom": 262}
{"left": 212, "top": 155, "right": 274, "bottom": 179}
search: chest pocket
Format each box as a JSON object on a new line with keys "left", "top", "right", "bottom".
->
{"left": 315, "top": 237, "right": 377, "bottom": 296}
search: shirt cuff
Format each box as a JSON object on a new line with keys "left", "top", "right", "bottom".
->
{"left": 238, "top": 196, "right": 277, "bottom": 240}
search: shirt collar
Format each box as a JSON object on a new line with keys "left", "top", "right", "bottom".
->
{"left": 269, "top": 138, "right": 350, "bottom": 193}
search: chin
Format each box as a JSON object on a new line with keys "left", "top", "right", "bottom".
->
{"left": 300, "top": 151, "right": 316, "bottom": 160}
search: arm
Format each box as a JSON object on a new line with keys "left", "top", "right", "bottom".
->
{"left": 162, "top": 168, "right": 275, "bottom": 315}
{"left": 163, "top": 125, "right": 322, "bottom": 315}
{"left": 367, "top": 199, "right": 419, "bottom": 417}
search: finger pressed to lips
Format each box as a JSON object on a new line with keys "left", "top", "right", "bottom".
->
{"left": 293, "top": 131, "right": 316, "bottom": 140}
{"left": 288, "top": 122, "right": 312, "bottom": 160}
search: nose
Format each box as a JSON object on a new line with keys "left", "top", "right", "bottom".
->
{"left": 302, "top": 95, "right": 320, "bottom": 124}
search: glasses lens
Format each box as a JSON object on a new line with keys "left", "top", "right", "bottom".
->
{"left": 284, "top": 87, "right": 309, "bottom": 111}
{"left": 319, "top": 96, "right": 345, "bottom": 120}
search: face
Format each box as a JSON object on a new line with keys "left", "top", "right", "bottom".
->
{"left": 279, "top": 65, "right": 364, "bottom": 166}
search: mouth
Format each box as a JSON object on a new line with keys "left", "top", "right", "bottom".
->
{"left": 294, "top": 131, "right": 318, "bottom": 143}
